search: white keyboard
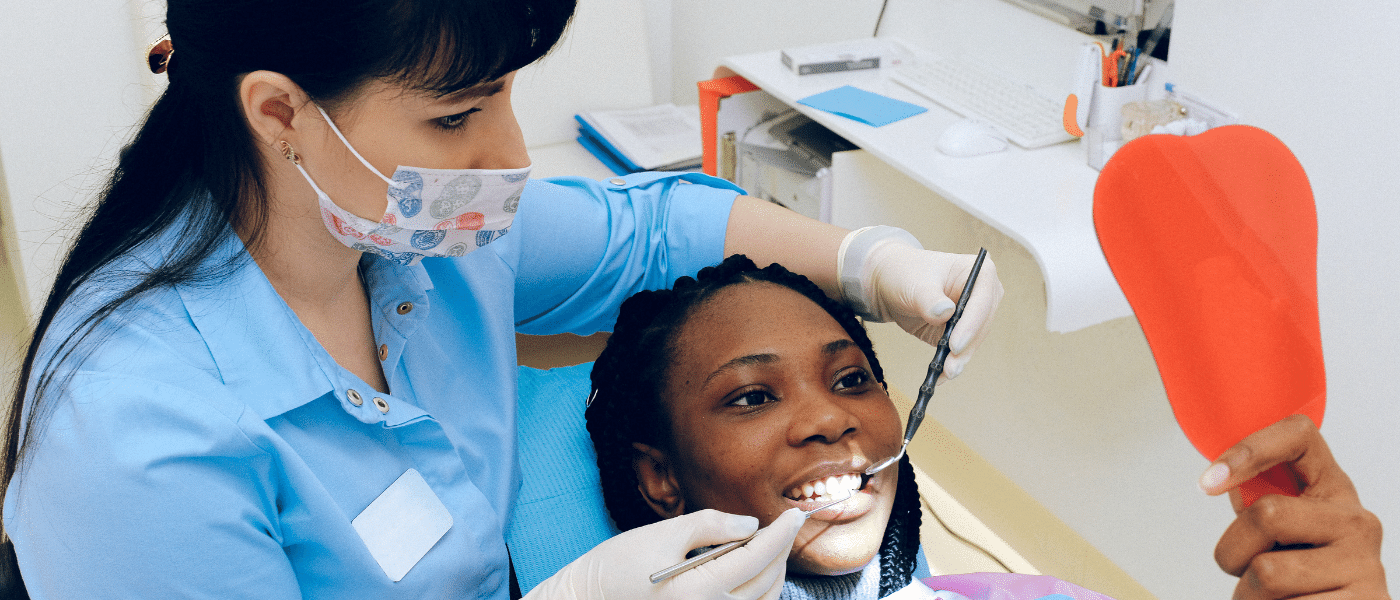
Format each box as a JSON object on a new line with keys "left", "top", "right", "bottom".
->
{"left": 890, "top": 55, "right": 1073, "bottom": 149}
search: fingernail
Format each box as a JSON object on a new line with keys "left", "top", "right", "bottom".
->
{"left": 944, "top": 359, "right": 964, "bottom": 380}
{"left": 950, "top": 332, "right": 970, "bottom": 354}
{"left": 1199, "top": 462, "right": 1229, "bottom": 493}
{"left": 726, "top": 514, "right": 759, "bottom": 537}
{"left": 931, "top": 298, "right": 955, "bottom": 318}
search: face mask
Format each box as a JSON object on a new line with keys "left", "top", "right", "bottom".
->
{"left": 287, "top": 105, "right": 531, "bottom": 265}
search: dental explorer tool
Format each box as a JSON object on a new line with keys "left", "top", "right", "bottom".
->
{"left": 864, "top": 248, "right": 989, "bottom": 477}
{"left": 648, "top": 491, "right": 854, "bottom": 584}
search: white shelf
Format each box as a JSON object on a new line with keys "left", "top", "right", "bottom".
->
{"left": 723, "top": 43, "right": 1132, "bottom": 332}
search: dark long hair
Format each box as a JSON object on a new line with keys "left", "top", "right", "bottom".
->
{"left": 1, "top": 0, "right": 576, "bottom": 594}
{"left": 585, "top": 255, "right": 921, "bottom": 597}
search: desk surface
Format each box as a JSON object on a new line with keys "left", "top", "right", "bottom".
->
{"left": 723, "top": 40, "right": 1133, "bottom": 332}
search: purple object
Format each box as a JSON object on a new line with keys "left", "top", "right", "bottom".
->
{"left": 920, "top": 573, "right": 1118, "bottom": 600}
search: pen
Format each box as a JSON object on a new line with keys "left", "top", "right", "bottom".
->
{"left": 1123, "top": 48, "right": 1139, "bottom": 86}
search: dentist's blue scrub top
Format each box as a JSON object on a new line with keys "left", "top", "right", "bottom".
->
{"left": 3, "top": 172, "right": 741, "bottom": 599}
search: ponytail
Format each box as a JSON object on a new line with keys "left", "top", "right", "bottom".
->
{"left": 2, "top": 64, "right": 269, "bottom": 527}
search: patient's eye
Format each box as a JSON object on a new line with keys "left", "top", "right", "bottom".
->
{"left": 728, "top": 390, "right": 777, "bottom": 407}
{"left": 833, "top": 369, "right": 872, "bottom": 392}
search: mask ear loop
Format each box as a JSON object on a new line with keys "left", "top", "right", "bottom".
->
{"left": 313, "top": 105, "right": 408, "bottom": 189}
{"left": 280, "top": 140, "right": 336, "bottom": 200}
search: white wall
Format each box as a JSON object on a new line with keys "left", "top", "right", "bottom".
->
{"left": 0, "top": 0, "right": 164, "bottom": 317}
{"left": 512, "top": 0, "right": 659, "bottom": 148}
{"left": 667, "top": 0, "right": 883, "bottom": 105}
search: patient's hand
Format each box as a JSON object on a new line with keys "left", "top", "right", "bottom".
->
{"left": 1201, "top": 414, "right": 1388, "bottom": 600}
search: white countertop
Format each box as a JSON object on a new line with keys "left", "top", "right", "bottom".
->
{"left": 723, "top": 36, "right": 1133, "bottom": 332}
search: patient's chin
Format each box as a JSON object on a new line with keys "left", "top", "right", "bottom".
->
{"left": 785, "top": 514, "right": 889, "bottom": 576}
{"left": 787, "top": 539, "right": 881, "bottom": 576}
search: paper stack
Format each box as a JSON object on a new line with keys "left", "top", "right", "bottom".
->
{"left": 574, "top": 104, "right": 703, "bottom": 175}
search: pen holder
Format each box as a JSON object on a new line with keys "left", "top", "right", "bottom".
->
{"left": 1085, "top": 81, "right": 1148, "bottom": 170}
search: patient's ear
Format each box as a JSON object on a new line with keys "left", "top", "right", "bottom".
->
{"left": 632, "top": 443, "right": 685, "bottom": 519}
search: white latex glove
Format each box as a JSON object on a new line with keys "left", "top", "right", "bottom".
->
{"left": 524, "top": 508, "right": 805, "bottom": 600}
{"left": 838, "top": 226, "right": 1003, "bottom": 381}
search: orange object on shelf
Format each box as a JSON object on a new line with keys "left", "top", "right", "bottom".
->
{"left": 697, "top": 75, "right": 760, "bottom": 176}
{"left": 1093, "top": 126, "right": 1324, "bottom": 507}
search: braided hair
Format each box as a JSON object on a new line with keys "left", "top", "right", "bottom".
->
{"left": 585, "top": 254, "right": 921, "bottom": 597}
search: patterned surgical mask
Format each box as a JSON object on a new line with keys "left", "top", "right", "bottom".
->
{"left": 288, "top": 105, "right": 531, "bottom": 265}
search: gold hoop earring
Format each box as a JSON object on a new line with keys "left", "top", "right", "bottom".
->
{"left": 279, "top": 141, "right": 301, "bottom": 165}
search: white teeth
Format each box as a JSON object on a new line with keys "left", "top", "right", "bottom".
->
{"left": 790, "top": 473, "right": 864, "bottom": 502}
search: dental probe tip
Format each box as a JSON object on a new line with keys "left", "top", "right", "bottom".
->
{"left": 863, "top": 442, "right": 908, "bottom": 476}
{"left": 803, "top": 490, "right": 854, "bottom": 516}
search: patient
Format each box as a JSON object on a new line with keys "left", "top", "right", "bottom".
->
{"left": 584, "top": 254, "right": 929, "bottom": 599}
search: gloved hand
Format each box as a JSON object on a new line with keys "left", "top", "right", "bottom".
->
{"left": 524, "top": 508, "right": 805, "bottom": 600}
{"left": 838, "top": 226, "right": 1003, "bottom": 381}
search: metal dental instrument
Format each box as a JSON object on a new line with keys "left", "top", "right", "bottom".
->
{"left": 864, "top": 247, "right": 989, "bottom": 477}
{"left": 648, "top": 491, "right": 854, "bottom": 584}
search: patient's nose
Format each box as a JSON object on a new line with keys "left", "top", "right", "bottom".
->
{"left": 789, "top": 393, "right": 860, "bottom": 445}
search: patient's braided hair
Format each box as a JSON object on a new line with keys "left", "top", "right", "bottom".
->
{"left": 585, "top": 254, "right": 921, "bottom": 597}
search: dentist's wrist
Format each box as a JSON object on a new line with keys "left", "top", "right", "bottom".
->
{"left": 837, "top": 225, "right": 923, "bottom": 322}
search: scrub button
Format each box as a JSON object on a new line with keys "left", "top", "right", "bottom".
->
{"left": 397, "top": 301, "right": 413, "bottom": 315}
{"left": 347, "top": 389, "right": 364, "bottom": 406}
{"left": 373, "top": 397, "right": 390, "bottom": 414}
{"left": 609, "top": 178, "right": 627, "bottom": 186}
{"left": 378, "top": 344, "right": 388, "bottom": 361}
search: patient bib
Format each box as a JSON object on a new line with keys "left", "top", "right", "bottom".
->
{"left": 352, "top": 469, "right": 454, "bottom": 581}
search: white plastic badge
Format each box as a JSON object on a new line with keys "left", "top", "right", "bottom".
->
{"left": 352, "top": 469, "right": 454, "bottom": 581}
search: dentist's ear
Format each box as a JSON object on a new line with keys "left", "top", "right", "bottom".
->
{"left": 632, "top": 443, "right": 685, "bottom": 519}
{"left": 238, "top": 70, "right": 313, "bottom": 148}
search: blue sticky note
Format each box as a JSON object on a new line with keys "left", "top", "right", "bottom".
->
{"left": 798, "top": 85, "right": 927, "bottom": 127}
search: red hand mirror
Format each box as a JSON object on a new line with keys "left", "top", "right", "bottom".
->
{"left": 1093, "top": 125, "right": 1325, "bottom": 506}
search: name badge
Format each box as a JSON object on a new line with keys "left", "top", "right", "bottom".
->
{"left": 352, "top": 469, "right": 454, "bottom": 581}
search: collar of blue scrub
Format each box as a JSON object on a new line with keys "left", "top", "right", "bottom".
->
{"left": 173, "top": 224, "right": 434, "bottom": 421}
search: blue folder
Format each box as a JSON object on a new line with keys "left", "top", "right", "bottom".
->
{"left": 574, "top": 115, "right": 642, "bottom": 175}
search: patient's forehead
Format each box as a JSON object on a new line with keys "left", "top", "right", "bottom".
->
{"left": 665, "top": 282, "right": 852, "bottom": 389}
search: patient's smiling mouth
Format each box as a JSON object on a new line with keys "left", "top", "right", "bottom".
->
{"left": 785, "top": 472, "right": 865, "bottom": 502}
{"left": 781, "top": 468, "right": 885, "bottom": 522}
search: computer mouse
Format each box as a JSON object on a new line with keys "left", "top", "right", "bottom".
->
{"left": 937, "top": 118, "right": 1009, "bottom": 157}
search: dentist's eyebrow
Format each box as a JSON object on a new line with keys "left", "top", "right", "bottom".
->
{"left": 434, "top": 79, "right": 506, "bottom": 104}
